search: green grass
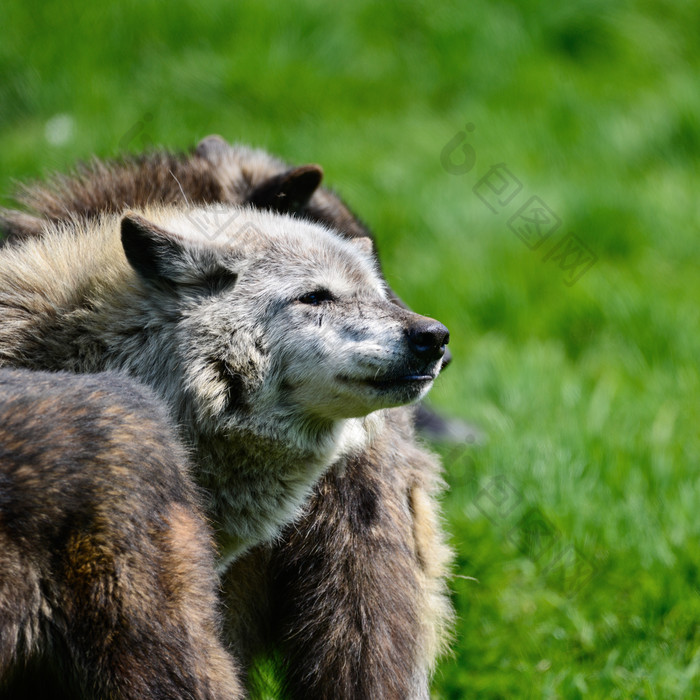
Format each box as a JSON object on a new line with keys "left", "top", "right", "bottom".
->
{"left": 2, "top": 1, "right": 699, "bottom": 696}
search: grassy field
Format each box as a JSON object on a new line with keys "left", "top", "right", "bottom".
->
{"left": 1, "top": 1, "right": 699, "bottom": 697}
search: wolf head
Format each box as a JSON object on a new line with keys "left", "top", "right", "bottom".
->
{"left": 121, "top": 205, "right": 448, "bottom": 442}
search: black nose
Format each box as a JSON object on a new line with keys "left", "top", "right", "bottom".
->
{"left": 407, "top": 319, "right": 450, "bottom": 362}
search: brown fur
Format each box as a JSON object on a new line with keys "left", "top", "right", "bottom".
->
{"left": 0, "top": 137, "right": 371, "bottom": 244}
{"left": 0, "top": 369, "right": 242, "bottom": 699}
{"left": 0, "top": 139, "right": 453, "bottom": 699}
{"left": 268, "top": 408, "right": 452, "bottom": 699}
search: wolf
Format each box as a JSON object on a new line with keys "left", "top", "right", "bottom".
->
{"left": 0, "top": 139, "right": 455, "bottom": 699}
{"left": 1, "top": 135, "right": 376, "bottom": 245}
{"left": 0, "top": 200, "right": 451, "bottom": 697}
{"left": 0, "top": 368, "right": 241, "bottom": 700}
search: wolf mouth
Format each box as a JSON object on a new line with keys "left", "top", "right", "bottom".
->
{"left": 339, "top": 372, "right": 436, "bottom": 391}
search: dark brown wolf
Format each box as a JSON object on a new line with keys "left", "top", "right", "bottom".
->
{"left": 0, "top": 369, "right": 242, "bottom": 699}
{"left": 0, "top": 139, "right": 453, "bottom": 699}
{"left": 0, "top": 136, "right": 372, "bottom": 245}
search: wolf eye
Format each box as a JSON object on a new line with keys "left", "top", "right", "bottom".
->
{"left": 297, "top": 289, "right": 335, "bottom": 305}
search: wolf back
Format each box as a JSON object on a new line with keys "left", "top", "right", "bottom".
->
{"left": 0, "top": 368, "right": 242, "bottom": 699}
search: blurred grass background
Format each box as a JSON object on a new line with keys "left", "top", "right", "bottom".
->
{"left": 1, "top": 1, "right": 699, "bottom": 697}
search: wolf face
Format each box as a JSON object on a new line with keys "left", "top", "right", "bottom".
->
{"left": 268, "top": 280, "right": 448, "bottom": 422}
{"left": 122, "top": 206, "right": 448, "bottom": 443}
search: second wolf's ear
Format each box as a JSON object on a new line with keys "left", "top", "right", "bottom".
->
{"left": 195, "top": 134, "right": 231, "bottom": 160}
{"left": 121, "top": 213, "right": 188, "bottom": 284}
{"left": 247, "top": 164, "right": 323, "bottom": 214}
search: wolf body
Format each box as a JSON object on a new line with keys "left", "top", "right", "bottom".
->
{"left": 0, "top": 369, "right": 241, "bottom": 699}
{"left": 0, "top": 140, "right": 454, "bottom": 699}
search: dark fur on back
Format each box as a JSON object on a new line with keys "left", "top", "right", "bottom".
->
{"left": 2, "top": 152, "right": 222, "bottom": 234}
{"left": 0, "top": 140, "right": 371, "bottom": 243}
{"left": 0, "top": 369, "right": 242, "bottom": 699}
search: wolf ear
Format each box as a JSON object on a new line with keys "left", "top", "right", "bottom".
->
{"left": 195, "top": 134, "right": 231, "bottom": 160}
{"left": 121, "top": 213, "right": 187, "bottom": 284}
{"left": 121, "top": 213, "right": 238, "bottom": 292}
{"left": 247, "top": 164, "right": 323, "bottom": 214}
